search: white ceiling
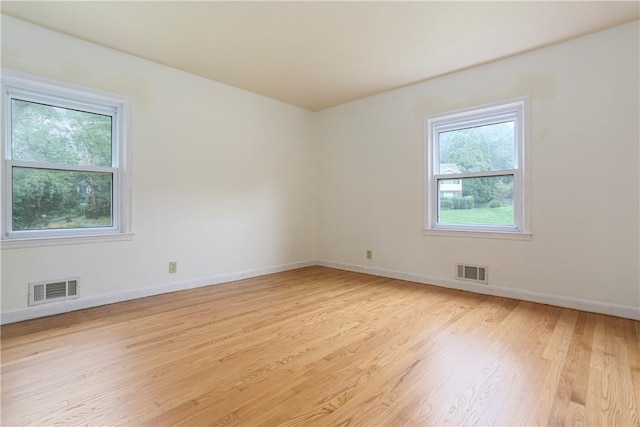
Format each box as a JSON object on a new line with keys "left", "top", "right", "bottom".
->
{"left": 2, "top": 1, "right": 638, "bottom": 111}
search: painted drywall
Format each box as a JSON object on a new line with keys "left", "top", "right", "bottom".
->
{"left": 1, "top": 15, "right": 638, "bottom": 320}
{"left": 1, "top": 15, "right": 318, "bottom": 314}
{"left": 317, "top": 21, "right": 640, "bottom": 309}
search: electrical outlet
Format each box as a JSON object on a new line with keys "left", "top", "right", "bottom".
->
{"left": 366, "top": 250, "right": 372, "bottom": 260}
{"left": 169, "top": 261, "right": 177, "bottom": 274}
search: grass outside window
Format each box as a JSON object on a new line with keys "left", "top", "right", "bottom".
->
{"left": 439, "top": 205, "right": 514, "bottom": 226}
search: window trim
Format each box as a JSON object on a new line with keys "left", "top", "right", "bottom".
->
{"left": 424, "top": 96, "right": 531, "bottom": 239}
{"left": 1, "top": 69, "right": 133, "bottom": 249}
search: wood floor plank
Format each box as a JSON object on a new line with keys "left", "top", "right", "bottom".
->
{"left": 546, "top": 311, "right": 587, "bottom": 426}
{"left": 586, "top": 366, "right": 604, "bottom": 427}
{"left": 2, "top": 266, "right": 638, "bottom": 426}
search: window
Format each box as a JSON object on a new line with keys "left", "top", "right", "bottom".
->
{"left": 1, "top": 70, "right": 132, "bottom": 248}
{"left": 425, "top": 97, "right": 530, "bottom": 239}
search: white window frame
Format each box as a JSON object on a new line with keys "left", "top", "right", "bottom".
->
{"left": 424, "top": 96, "right": 531, "bottom": 240}
{"left": 1, "top": 69, "right": 133, "bottom": 249}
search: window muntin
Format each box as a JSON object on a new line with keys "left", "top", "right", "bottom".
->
{"left": 426, "top": 98, "right": 528, "bottom": 235}
{"left": 2, "top": 70, "right": 131, "bottom": 243}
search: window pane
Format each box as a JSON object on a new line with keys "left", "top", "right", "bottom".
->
{"left": 438, "top": 121, "right": 515, "bottom": 173}
{"left": 12, "top": 168, "right": 113, "bottom": 231}
{"left": 11, "top": 99, "right": 112, "bottom": 167}
{"left": 438, "top": 175, "right": 514, "bottom": 226}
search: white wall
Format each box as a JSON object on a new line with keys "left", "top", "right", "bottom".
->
{"left": 2, "top": 16, "right": 638, "bottom": 321}
{"left": 0, "top": 16, "right": 317, "bottom": 317}
{"left": 317, "top": 22, "right": 639, "bottom": 311}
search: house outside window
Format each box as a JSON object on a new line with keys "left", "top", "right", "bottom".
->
{"left": 424, "top": 97, "right": 530, "bottom": 239}
{"left": 1, "top": 70, "right": 133, "bottom": 248}
{"left": 439, "top": 164, "right": 463, "bottom": 199}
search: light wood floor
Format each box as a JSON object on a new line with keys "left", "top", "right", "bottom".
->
{"left": 2, "top": 266, "right": 638, "bottom": 426}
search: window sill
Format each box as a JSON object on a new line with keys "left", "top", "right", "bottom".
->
{"left": 1, "top": 233, "right": 134, "bottom": 250}
{"left": 423, "top": 228, "right": 532, "bottom": 241}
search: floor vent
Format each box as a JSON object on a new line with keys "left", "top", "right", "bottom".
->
{"left": 456, "top": 263, "right": 488, "bottom": 284}
{"left": 28, "top": 278, "right": 79, "bottom": 306}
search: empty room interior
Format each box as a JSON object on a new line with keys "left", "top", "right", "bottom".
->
{"left": 1, "top": 2, "right": 639, "bottom": 426}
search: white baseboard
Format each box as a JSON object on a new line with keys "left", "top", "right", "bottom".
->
{"left": 3, "top": 259, "right": 638, "bottom": 324}
{"left": 1, "top": 259, "right": 316, "bottom": 324}
{"left": 317, "top": 260, "right": 640, "bottom": 321}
